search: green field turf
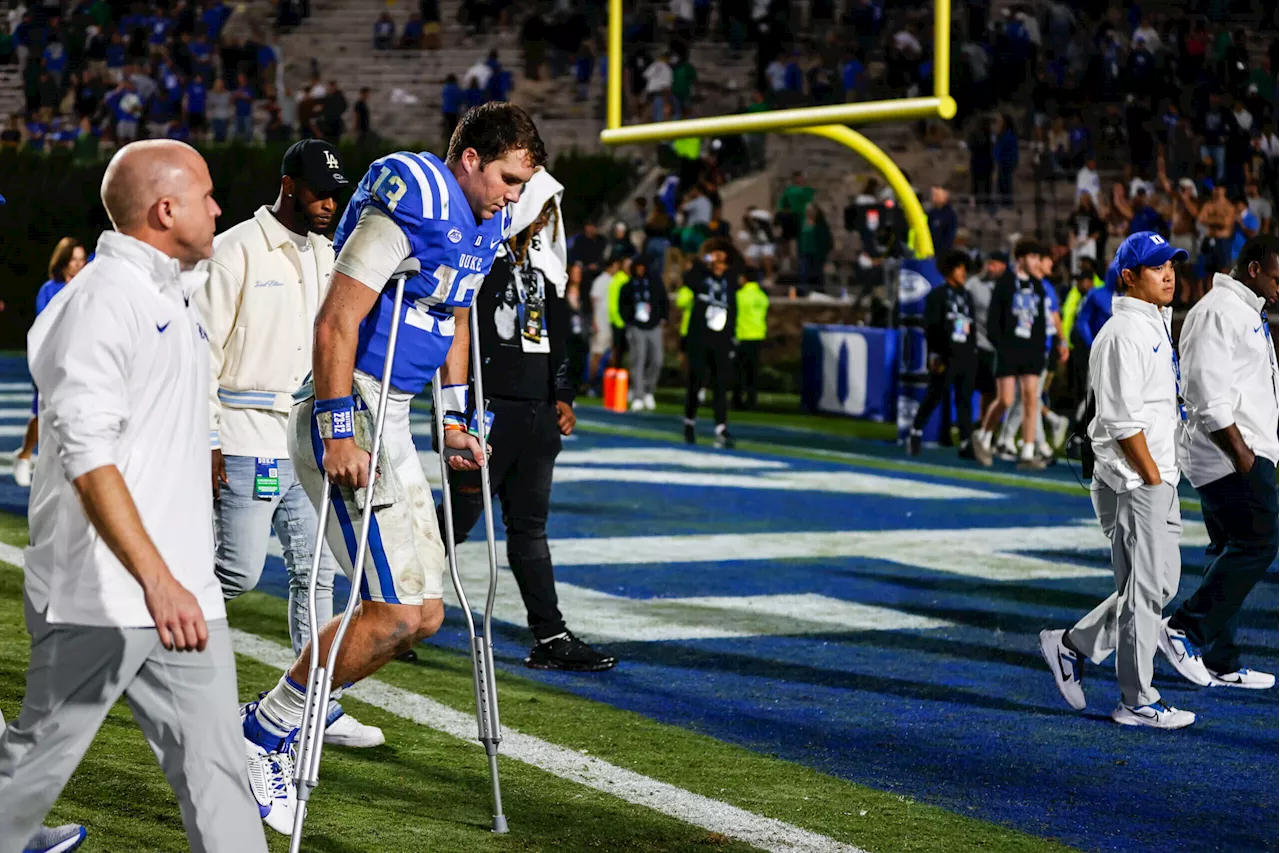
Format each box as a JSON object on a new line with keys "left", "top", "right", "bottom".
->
{"left": 0, "top": 511, "right": 1079, "bottom": 853}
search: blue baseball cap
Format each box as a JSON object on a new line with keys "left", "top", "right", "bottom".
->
{"left": 1112, "top": 231, "right": 1188, "bottom": 275}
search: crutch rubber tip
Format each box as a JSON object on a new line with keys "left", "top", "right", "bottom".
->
{"left": 492, "top": 816, "right": 508, "bottom": 834}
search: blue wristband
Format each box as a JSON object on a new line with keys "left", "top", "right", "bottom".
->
{"left": 314, "top": 396, "right": 355, "bottom": 440}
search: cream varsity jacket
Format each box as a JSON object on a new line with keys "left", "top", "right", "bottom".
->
{"left": 196, "top": 206, "right": 335, "bottom": 458}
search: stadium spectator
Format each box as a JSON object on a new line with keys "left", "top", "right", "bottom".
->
{"left": 993, "top": 114, "right": 1018, "bottom": 207}
{"left": 909, "top": 250, "right": 978, "bottom": 458}
{"left": 1112, "top": 182, "right": 1167, "bottom": 237}
{"left": 620, "top": 255, "right": 667, "bottom": 411}
{"left": 207, "top": 75, "right": 231, "bottom": 142}
{"left": 1066, "top": 191, "right": 1105, "bottom": 275}
{"left": 967, "top": 117, "right": 994, "bottom": 204}
{"left": 927, "top": 185, "right": 957, "bottom": 256}
{"left": 372, "top": 10, "right": 394, "bottom": 50}
{"left": 320, "top": 79, "right": 346, "bottom": 140}
{"left": 643, "top": 51, "right": 672, "bottom": 123}
{"left": 643, "top": 195, "right": 674, "bottom": 281}
{"left": 797, "top": 203, "right": 832, "bottom": 294}
{"left": 671, "top": 50, "right": 696, "bottom": 119}
{"left": 353, "top": 86, "right": 371, "bottom": 143}
{"left": 441, "top": 72, "right": 461, "bottom": 146}
{"left": 1198, "top": 185, "right": 1238, "bottom": 275}
{"left": 1245, "top": 181, "right": 1273, "bottom": 235}
{"left": 520, "top": 7, "right": 546, "bottom": 81}
{"left": 400, "top": 12, "right": 424, "bottom": 49}
{"left": 233, "top": 71, "right": 254, "bottom": 141}
{"left": 569, "top": 221, "right": 608, "bottom": 283}
{"left": 738, "top": 207, "right": 776, "bottom": 283}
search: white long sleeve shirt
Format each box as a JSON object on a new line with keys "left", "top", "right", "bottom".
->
{"left": 1177, "top": 273, "right": 1280, "bottom": 487}
{"left": 25, "top": 232, "right": 225, "bottom": 627}
{"left": 1087, "top": 295, "right": 1181, "bottom": 493}
{"left": 196, "top": 206, "right": 334, "bottom": 458}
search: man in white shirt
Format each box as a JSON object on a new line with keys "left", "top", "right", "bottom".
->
{"left": 1038, "top": 232, "right": 1200, "bottom": 730}
{"left": 643, "top": 54, "right": 673, "bottom": 123}
{"left": 1075, "top": 158, "right": 1101, "bottom": 204}
{"left": 198, "top": 139, "right": 382, "bottom": 749}
{"left": 0, "top": 140, "right": 268, "bottom": 853}
{"left": 1163, "top": 237, "right": 1279, "bottom": 690}
{"left": 463, "top": 55, "right": 494, "bottom": 92}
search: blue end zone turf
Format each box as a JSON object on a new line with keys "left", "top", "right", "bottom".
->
{"left": 0, "top": 356, "right": 1271, "bottom": 853}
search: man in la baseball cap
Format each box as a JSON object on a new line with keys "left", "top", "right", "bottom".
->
{"left": 195, "top": 135, "right": 387, "bottom": 760}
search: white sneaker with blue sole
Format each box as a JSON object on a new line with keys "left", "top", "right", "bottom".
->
{"left": 23, "top": 824, "right": 86, "bottom": 853}
{"left": 1111, "top": 701, "right": 1196, "bottom": 729}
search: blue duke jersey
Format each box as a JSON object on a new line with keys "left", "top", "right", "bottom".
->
{"left": 334, "top": 151, "right": 513, "bottom": 394}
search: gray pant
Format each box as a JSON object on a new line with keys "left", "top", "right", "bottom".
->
{"left": 0, "top": 597, "right": 268, "bottom": 853}
{"left": 1068, "top": 481, "right": 1182, "bottom": 707}
{"left": 215, "top": 454, "right": 336, "bottom": 655}
{"left": 628, "top": 325, "right": 664, "bottom": 400}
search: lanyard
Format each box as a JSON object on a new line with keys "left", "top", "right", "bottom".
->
{"left": 1264, "top": 309, "right": 1279, "bottom": 436}
{"left": 1166, "top": 320, "right": 1187, "bottom": 422}
{"left": 512, "top": 261, "right": 544, "bottom": 307}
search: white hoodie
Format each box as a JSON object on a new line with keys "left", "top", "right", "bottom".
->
{"left": 498, "top": 167, "right": 568, "bottom": 295}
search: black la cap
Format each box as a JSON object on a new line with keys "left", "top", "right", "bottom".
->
{"left": 281, "top": 139, "right": 349, "bottom": 195}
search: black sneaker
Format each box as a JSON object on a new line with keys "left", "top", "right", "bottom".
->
{"left": 396, "top": 649, "right": 419, "bottom": 663}
{"left": 907, "top": 432, "right": 922, "bottom": 456}
{"left": 958, "top": 441, "right": 975, "bottom": 460}
{"left": 684, "top": 422, "right": 696, "bottom": 444}
{"left": 714, "top": 429, "right": 735, "bottom": 449}
{"left": 525, "top": 631, "right": 618, "bottom": 672}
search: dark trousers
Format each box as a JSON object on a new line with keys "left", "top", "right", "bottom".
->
{"left": 1170, "top": 457, "right": 1279, "bottom": 673}
{"left": 610, "top": 324, "right": 628, "bottom": 368}
{"left": 438, "top": 398, "right": 566, "bottom": 641}
{"left": 733, "top": 339, "right": 760, "bottom": 409}
{"left": 685, "top": 342, "right": 731, "bottom": 426}
{"left": 912, "top": 356, "right": 976, "bottom": 443}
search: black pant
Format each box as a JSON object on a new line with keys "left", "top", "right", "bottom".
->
{"left": 1170, "top": 458, "right": 1279, "bottom": 673}
{"left": 438, "top": 398, "right": 566, "bottom": 641}
{"left": 912, "top": 356, "right": 976, "bottom": 443}
{"left": 685, "top": 342, "right": 731, "bottom": 426}
{"left": 733, "top": 339, "right": 760, "bottom": 409}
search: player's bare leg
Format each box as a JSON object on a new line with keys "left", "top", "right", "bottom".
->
{"left": 286, "top": 600, "right": 444, "bottom": 688}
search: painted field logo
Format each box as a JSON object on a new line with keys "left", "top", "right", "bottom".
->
{"left": 447, "top": 228, "right": 463, "bottom": 244}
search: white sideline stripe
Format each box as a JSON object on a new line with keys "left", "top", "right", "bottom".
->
{"left": 550, "top": 467, "right": 1001, "bottom": 500}
{"left": 228, "top": 629, "right": 869, "bottom": 853}
{"left": 0, "top": 394, "right": 34, "bottom": 405}
{"left": 0, "top": 382, "right": 33, "bottom": 392}
{"left": 556, "top": 448, "right": 790, "bottom": 470}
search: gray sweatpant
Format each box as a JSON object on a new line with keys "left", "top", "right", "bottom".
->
{"left": 1068, "top": 481, "right": 1182, "bottom": 707}
{"left": 0, "top": 596, "right": 268, "bottom": 853}
{"left": 628, "top": 325, "right": 665, "bottom": 401}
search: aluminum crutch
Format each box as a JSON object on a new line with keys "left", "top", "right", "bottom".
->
{"left": 432, "top": 302, "right": 507, "bottom": 833}
{"left": 290, "top": 258, "right": 420, "bottom": 853}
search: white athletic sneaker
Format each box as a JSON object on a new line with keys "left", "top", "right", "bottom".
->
{"left": 1208, "top": 668, "right": 1276, "bottom": 689}
{"left": 1038, "top": 629, "right": 1085, "bottom": 710}
{"left": 245, "top": 739, "right": 297, "bottom": 834}
{"left": 324, "top": 707, "right": 386, "bottom": 747}
{"left": 1035, "top": 441, "right": 1055, "bottom": 462}
{"left": 1047, "top": 412, "right": 1070, "bottom": 450}
{"left": 643, "top": 394, "right": 656, "bottom": 410}
{"left": 697, "top": 388, "right": 706, "bottom": 404}
{"left": 630, "top": 398, "right": 646, "bottom": 411}
{"left": 994, "top": 442, "right": 1018, "bottom": 462}
{"left": 12, "top": 455, "right": 32, "bottom": 487}
{"left": 1157, "top": 619, "right": 1213, "bottom": 687}
{"left": 23, "top": 824, "right": 86, "bottom": 853}
{"left": 1111, "top": 701, "right": 1196, "bottom": 729}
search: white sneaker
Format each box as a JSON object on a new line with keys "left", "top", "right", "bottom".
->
{"left": 245, "top": 739, "right": 296, "bottom": 834}
{"left": 644, "top": 394, "right": 656, "bottom": 410}
{"left": 994, "top": 442, "right": 1018, "bottom": 462}
{"left": 12, "top": 455, "right": 32, "bottom": 487}
{"left": 324, "top": 706, "right": 385, "bottom": 747}
{"left": 697, "top": 388, "right": 706, "bottom": 404}
{"left": 1047, "top": 412, "right": 1070, "bottom": 449}
{"left": 1035, "top": 442, "right": 1055, "bottom": 461}
{"left": 630, "top": 398, "right": 646, "bottom": 411}
{"left": 1208, "top": 668, "right": 1276, "bottom": 689}
{"left": 1111, "top": 700, "right": 1196, "bottom": 729}
{"left": 1157, "top": 619, "right": 1213, "bottom": 687}
{"left": 1038, "top": 629, "right": 1085, "bottom": 710}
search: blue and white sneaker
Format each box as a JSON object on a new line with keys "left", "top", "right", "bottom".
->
{"left": 23, "top": 824, "right": 86, "bottom": 853}
{"left": 1039, "top": 629, "right": 1085, "bottom": 710}
{"left": 1111, "top": 700, "right": 1196, "bottom": 729}
{"left": 323, "top": 701, "right": 385, "bottom": 748}
{"left": 1208, "top": 668, "right": 1276, "bottom": 690}
{"left": 1157, "top": 618, "right": 1213, "bottom": 687}
{"left": 241, "top": 700, "right": 298, "bottom": 835}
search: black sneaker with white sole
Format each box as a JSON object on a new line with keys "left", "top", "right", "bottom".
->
{"left": 714, "top": 429, "right": 736, "bottom": 449}
{"left": 684, "top": 422, "right": 696, "bottom": 444}
{"left": 525, "top": 631, "right": 618, "bottom": 672}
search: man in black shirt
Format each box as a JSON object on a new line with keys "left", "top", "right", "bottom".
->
{"left": 682, "top": 237, "right": 737, "bottom": 448}
{"left": 438, "top": 170, "right": 616, "bottom": 672}
{"left": 568, "top": 220, "right": 608, "bottom": 282}
{"left": 973, "top": 239, "right": 1050, "bottom": 470}
{"left": 908, "top": 251, "right": 978, "bottom": 457}
{"left": 620, "top": 256, "right": 669, "bottom": 411}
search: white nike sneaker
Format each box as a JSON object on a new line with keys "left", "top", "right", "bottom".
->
{"left": 1038, "top": 629, "right": 1085, "bottom": 710}
{"left": 1047, "top": 412, "right": 1070, "bottom": 450}
{"left": 241, "top": 702, "right": 297, "bottom": 835}
{"left": 1208, "top": 668, "right": 1276, "bottom": 689}
{"left": 630, "top": 398, "right": 645, "bottom": 411}
{"left": 12, "top": 455, "right": 32, "bottom": 487}
{"left": 324, "top": 705, "right": 385, "bottom": 748}
{"left": 1157, "top": 618, "right": 1213, "bottom": 687}
{"left": 1111, "top": 700, "right": 1196, "bottom": 729}
{"left": 1035, "top": 442, "right": 1055, "bottom": 462}
{"left": 643, "top": 393, "right": 656, "bottom": 410}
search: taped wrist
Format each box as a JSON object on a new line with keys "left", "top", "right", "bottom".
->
{"left": 440, "top": 384, "right": 468, "bottom": 429}
{"left": 314, "top": 396, "right": 355, "bottom": 440}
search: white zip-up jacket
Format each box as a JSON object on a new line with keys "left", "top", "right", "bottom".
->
{"left": 1177, "top": 272, "right": 1280, "bottom": 487}
{"left": 1087, "top": 295, "right": 1181, "bottom": 493}
{"left": 25, "top": 232, "right": 225, "bottom": 627}
{"left": 196, "top": 206, "right": 334, "bottom": 458}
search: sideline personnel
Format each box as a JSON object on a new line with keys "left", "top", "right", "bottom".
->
{"left": 1163, "top": 237, "right": 1279, "bottom": 689}
{"left": 440, "top": 167, "right": 617, "bottom": 671}
{"left": 198, "top": 139, "right": 381, "bottom": 748}
{"left": 1039, "top": 232, "right": 1197, "bottom": 730}
{"left": 908, "top": 251, "right": 977, "bottom": 457}
{"left": 0, "top": 140, "right": 268, "bottom": 852}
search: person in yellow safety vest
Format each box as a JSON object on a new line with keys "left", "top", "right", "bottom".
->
{"left": 1060, "top": 256, "right": 1104, "bottom": 348}
{"left": 733, "top": 270, "right": 770, "bottom": 410}
{"left": 675, "top": 280, "right": 695, "bottom": 346}
{"left": 607, "top": 256, "right": 631, "bottom": 367}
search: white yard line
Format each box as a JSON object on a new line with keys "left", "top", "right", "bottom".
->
{"left": 0, "top": 542, "right": 868, "bottom": 853}
{"left": 231, "top": 629, "right": 870, "bottom": 853}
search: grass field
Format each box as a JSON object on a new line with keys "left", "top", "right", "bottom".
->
{"left": 0, "top": 362, "right": 1274, "bottom": 853}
